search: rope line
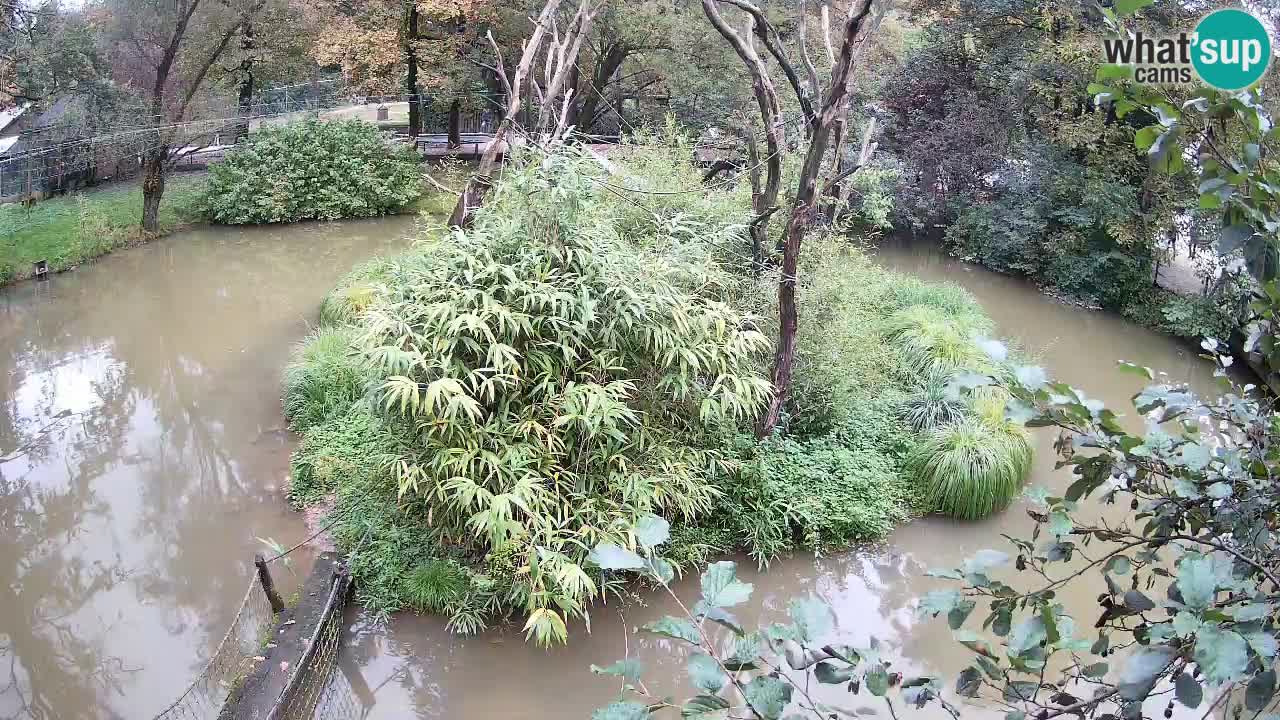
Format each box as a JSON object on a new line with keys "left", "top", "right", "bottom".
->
{"left": 262, "top": 514, "right": 343, "bottom": 564}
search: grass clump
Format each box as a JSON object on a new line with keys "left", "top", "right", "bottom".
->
{"left": 0, "top": 175, "right": 203, "bottom": 285}
{"left": 282, "top": 327, "right": 371, "bottom": 433}
{"left": 882, "top": 304, "right": 995, "bottom": 376}
{"left": 902, "top": 368, "right": 968, "bottom": 432}
{"left": 909, "top": 416, "right": 1032, "bottom": 520}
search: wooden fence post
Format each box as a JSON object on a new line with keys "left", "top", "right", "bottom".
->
{"left": 254, "top": 552, "right": 286, "bottom": 613}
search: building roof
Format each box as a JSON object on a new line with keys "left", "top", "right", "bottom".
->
{"left": 0, "top": 136, "right": 18, "bottom": 155}
{"left": 33, "top": 95, "right": 84, "bottom": 129}
{"left": 0, "top": 103, "right": 30, "bottom": 136}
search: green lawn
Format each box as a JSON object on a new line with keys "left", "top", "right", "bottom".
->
{"left": 0, "top": 174, "right": 205, "bottom": 285}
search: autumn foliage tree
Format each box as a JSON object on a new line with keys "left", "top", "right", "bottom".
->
{"left": 303, "top": 0, "right": 499, "bottom": 139}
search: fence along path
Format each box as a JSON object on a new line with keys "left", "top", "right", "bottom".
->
{"left": 149, "top": 541, "right": 373, "bottom": 720}
{"left": 150, "top": 574, "right": 277, "bottom": 720}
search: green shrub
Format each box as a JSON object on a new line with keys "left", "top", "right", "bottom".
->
{"left": 282, "top": 328, "right": 370, "bottom": 433}
{"left": 909, "top": 416, "right": 1032, "bottom": 520}
{"left": 1158, "top": 293, "right": 1236, "bottom": 341}
{"left": 730, "top": 432, "right": 911, "bottom": 559}
{"left": 299, "top": 151, "right": 770, "bottom": 645}
{"left": 883, "top": 277, "right": 984, "bottom": 317}
{"left": 200, "top": 119, "right": 422, "bottom": 224}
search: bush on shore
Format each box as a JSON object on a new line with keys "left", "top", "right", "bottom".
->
{"left": 199, "top": 119, "right": 422, "bottom": 224}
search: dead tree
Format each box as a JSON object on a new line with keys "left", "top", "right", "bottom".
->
{"left": 448, "top": 0, "right": 596, "bottom": 228}
{"left": 704, "top": 0, "right": 881, "bottom": 437}
{"left": 703, "top": 0, "right": 784, "bottom": 275}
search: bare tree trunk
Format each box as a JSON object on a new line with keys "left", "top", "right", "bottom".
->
{"left": 406, "top": 4, "right": 421, "bottom": 138}
{"left": 577, "top": 42, "right": 629, "bottom": 133}
{"left": 447, "top": 99, "right": 461, "bottom": 148}
{"left": 235, "top": 23, "right": 255, "bottom": 140}
{"left": 703, "top": 0, "right": 784, "bottom": 265}
{"left": 448, "top": 0, "right": 571, "bottom": 228}
{"left": 141, "top": 148, "right": 167, "bottom": 234}
{"left": 743, "top": 0, "right": 877, "bottom": 437}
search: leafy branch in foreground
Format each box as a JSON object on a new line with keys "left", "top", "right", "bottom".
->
{"left": 917, "top": 343, "right": 1280, "bottom": 720}
{"left": 598, "top": 339, "right": 1280, "bottom": 720}
{"left": 587, "top": 516, "right": 961, "bottom": 720}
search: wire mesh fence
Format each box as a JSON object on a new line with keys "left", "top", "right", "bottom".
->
{"left": 268, "top": 566, "right": 374, "bottom": 720}
{"left": 151, "top": 575, "right": 277, "bottom": 720}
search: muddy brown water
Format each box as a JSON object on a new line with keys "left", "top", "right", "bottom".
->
{"left": 0, "top": 215, "right": 417, "bottom": 719}
{"left": 337, "top": 234, "right": 1226, "bottom": 719}
{"left": 0, "top": 224, "right": 1225, "bottom": 719}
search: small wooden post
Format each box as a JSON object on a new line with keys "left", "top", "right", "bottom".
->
{"left": 254, "top": 552, "right": 286, "bottom": 613}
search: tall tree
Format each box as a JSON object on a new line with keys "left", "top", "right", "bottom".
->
{"left": 304, "top": 0, "right": 498, "bottom": 139}
{"left": 703, "top": 0, "right": 882, "bottom": 436}
{"left": 104, "top": 0, "right": 267, "bottom": 233}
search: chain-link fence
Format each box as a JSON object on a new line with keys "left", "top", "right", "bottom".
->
{"left": 151, "top": 576, "right": 277, "bottom": 720}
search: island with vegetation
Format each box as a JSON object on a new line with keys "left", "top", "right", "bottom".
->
{"left": 2, "top": 0, "right": 1280, "bottom": 719}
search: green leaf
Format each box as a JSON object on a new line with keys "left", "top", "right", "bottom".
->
{"left": 1247, "top": 670, "right": 1276, "bottom": 711}
{"left": 643, "top": 556, "right": 675, "bottom": 584}
{"left": 962, "top": 550, "right": 1010, "bottom": 576}
{"left": 695, "top": 604, "right": 744, "bottom": 635}
{"left": 591, "top": 659, "right": 644, "bottom": 684}
{"left": 1003, "top": 681, "right": 1038, "bottom": 702}
{"left": 1097, "top": 63, "right": 1134, "bottom": 81}
{"left": 919, "top": 590, "right": 962, "bottom": 616}
{"left": 1177, "top": 554, "right": 1219, "bottom": 609}
{"left": 687, "top": 652, "right": 727, "bottom": 693}
{"left": 865, "top": 664, "right": 890, "bottom": 696}
{"left": 1117, "top": 361, "right": 1154, "bottom": 380}
{"left": 1195, "top": 627, "right": 1249, "bottom": 684}
{"left": 1009, "top": 615, "right": 1047, "bottom": 656}
{"left": 949, "top": 600, "right": 977, "bottom": 630}
{"left": 681, "top": 695, "right": 730, "bottom": 720}
{"left": 1218, "top": 224, "right": 1256, "bottom": 255}
{"left": 593, "top": 701, "right": 650, "bottom": 720}
{"left": 1247, "top": 631, "right": 1277, "bottom": 658}
{"left": 1048, "top": 511, "right": 1072, "bottom": 538}
{"left": 1124, "top": 589, "right": 1155, "bottom": 613}
{"left": 1118, "top": 646, "right": 1176, "bottom": 701}
{"left": 1104, "top": 555, "right": 1132, "bottom": 575}
{"left": 634, "top": 514, "right": 670, "bottom": 549}
{"left": 701, "top": 561, "right": 753, "bottom": 608}
{"left": 1174, "top": 672, "right": 1203, "bottom": 708}
{"left": 1134, "top": 126, "right": 1161, "bottom": 152}
{"left": 589, "top": 543, "right": 645, "bottom": 570}
{"left": 1083, "top": 662, "right": 1108, "bottom": 678}
{"left": 814, "top": 660, "right": 856, "bottom": 684}
{"left": 956, "top": 667, "right": 982, "bottom": 697}
{"left": 743, "top": 676, "right": 792, "bottom": 720}
{"left": 642, "top": 617, "right": 701, "bottom": 644}
{"left": 1180, "top": 443, "right": 1212, "bottom": 471}
{"left": 789, "top": 596, "right": 834, "bottom": 644}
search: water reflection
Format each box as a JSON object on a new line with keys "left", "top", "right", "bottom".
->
{"left": 0, "top": 215, "right": 416, "bottom": 719}
{"left": 342, "top": 236, "right": 1227, "bottom": 720}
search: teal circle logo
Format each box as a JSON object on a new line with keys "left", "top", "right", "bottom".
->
{"left": 1192, "top": 9, "right": 1272, "bottom": 91}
